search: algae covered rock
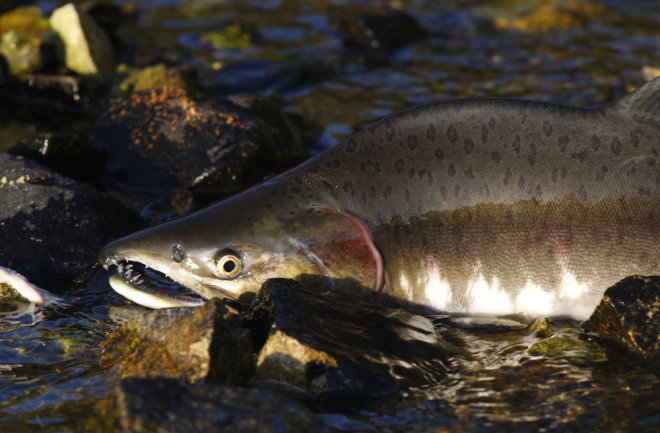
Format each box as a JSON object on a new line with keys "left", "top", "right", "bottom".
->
{"left": 581, "top": 275, "right": 660, "bottom": 365}
{"left": 49, "top": 3, "right": 115, "bottom": 81}
{"left": 99, "top": 298, "right": 253, "bottom": 384}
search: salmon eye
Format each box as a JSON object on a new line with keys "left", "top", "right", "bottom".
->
{"left": 213, "top": 248, "right": 242, "bottom": 278}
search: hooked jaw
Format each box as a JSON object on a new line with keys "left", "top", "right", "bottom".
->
{"left": 99, "top": 244, "right": 209, "bottom": 308}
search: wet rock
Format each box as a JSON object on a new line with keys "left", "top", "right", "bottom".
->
{"left": 91, "top": 87, "right": 306, "bottom": 219}
{"left": 85, "top": 377, "right": 333, "bottom": 433}
{"left": 335, "top": 10, "right": 428, "bottom": 63}
{"left": 581, "top": 275, "right": 660, "bottom": 365}
{"left": 0, "top": 152, "right": 131, "bottom": 282}
{"left": 0, "top": 29, "right": 42, "bottom": 75}
{"left": 50, "top": 3, "right": 115, "bottom": 81}
{"left": 10, "top": 132, "right": 106, "bottom": 184}
{"left": 246, "top": 279, "right": 461, "bottom": 408}
{"left": 99, "top": 299, "right": 253, "bottom": 385}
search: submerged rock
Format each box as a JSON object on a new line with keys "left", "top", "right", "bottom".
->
{"left": 99, "top": 299, "right": 253, "bottom": 385}
{"left": 581, "top": 275, "right": 660, "bottom": 365}
{"left": 85, "top": 377, "right": 333, "bottom": 433}
{"left": 247, "top": 279, "right": 462, "bottom": 407}
{"left": 49, "top": 3, "right": 115, "bottom": 81}
{"left": 0, "top": 152, "right": 130, "bottom": 282}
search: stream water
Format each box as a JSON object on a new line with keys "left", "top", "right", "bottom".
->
{"left": 2, "top": 0, "right": 660, "bottom": 431}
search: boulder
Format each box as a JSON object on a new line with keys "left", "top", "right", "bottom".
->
{"left": 0, "top": 152, "right": 130, "bottom": 282}
{"left": 49, "top": 3, "right": 115, "bottom": 81}
{"left": 99, "top": 298, "right": 253, "bottom": 385}
{"left": 85, "top": 377, "right": 333, "bottom": 433}
{"left": 91, "top": 87, "right": 306, "bottom": 221}
{"left": 581, "top": 275, "right": 660, "bottom": 365}
{"left": 246, "top": 279, "right": 462, "bottom": 407}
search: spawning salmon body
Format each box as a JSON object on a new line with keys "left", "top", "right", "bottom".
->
{"left": 99, "top": 77, "right": 660, "bottom": 319}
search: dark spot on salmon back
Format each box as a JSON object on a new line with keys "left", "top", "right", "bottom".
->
{"left": 346, "top": 139, "right": 357, "bottom": 153}
{"left": 481, "top": 125, "right": 488, "bottom": 143}
{"left": 446, "top": 124, "right": 458, "bottom": 143}
{"left": 385, "top": 120, "right": 395, "bottom": 142}
{"left": 518, "top": 174, "right": 526, "bottom": 191}
{"left": 464, "top": 138, "right": 475, "bottom": 154}
{"left": 513, "top": 135, "right": 521, "bottom": 154}
{"left": 591, "top": 135, "right": 601, "bottom": 151}
{"left": 394, "top": 158, "right": 405, "bottom": 174}
{"left": 408, "top": 134, "right": 418, "bottom": 151}
{"left": 558, "top": 135, "right": 570, "bottom": 153}
{"left": 427, "top": 124, "right": 436, "bottom": 141}
{"left": 448, "top": 164, "right": 456, "bottom": 177}
{"left": 464, "top": 167, "right": 474, "bottom": 179}
{"left": 543, "top": 120, "right": 553, "bottom": 137}
{"left": 572, "top": 149, "right": 588, "bottom": 162}
{"left": 409, "top": 167, "right": 415, "bottom": 178}
{"left": 552, "top": 168, "right": 558, "bottom": 183}
{"left": 578, "top": 184, "right": 588, "bottom": 201}
{"left": 491, "top": 151, "right": 501, "bottom": 164}
{"left": 383, "top": 184, "right": 392, "bottom": 198}
{"left": 343, "top": 181, "right": 355, "bottom": 196}
{"left": 503, "top": 167, "right": 512, "bottom": 185}
{"left": 610, "top": 137, "right": 622, "bottom": 156}
{"left": 435, "top": 147, "right": 444, "bottom": 161}
{"left": 440, "top": 185, "right": 447, "bottom": 200}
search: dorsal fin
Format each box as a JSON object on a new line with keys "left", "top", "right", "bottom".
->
{"left": 616, "top": 76, "right": 660, "bottom": 125}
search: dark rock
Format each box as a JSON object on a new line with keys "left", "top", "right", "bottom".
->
{"left": 335, "top": 10, "right": 428, "bottom": 63}
{"left": 246, "top": 279, "right": 462, "bottom": 408}
{"left": 85, "top": 377, "right": 334, "bottom": 433}
{"left": 0, "top": 152, "right": 132, "bottom": 282}
{"left": 10, "top": 132, "right": 106, "bottom": 184}
{"left": 91, "top": 87, "right": 306, "bottom": 220}
{"left": 581, "top": 275, "right": 660, "bottom": 365}
{"left": 99, "top": 299, "right": 253, "bottom": 385}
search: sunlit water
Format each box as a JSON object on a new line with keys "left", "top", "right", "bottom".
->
{"left": 3, "top": 0, "right": 660, "bottom": 431}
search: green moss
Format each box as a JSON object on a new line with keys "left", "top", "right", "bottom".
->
{"left": 201, "top": 24, "right": 253, "bottom": 49}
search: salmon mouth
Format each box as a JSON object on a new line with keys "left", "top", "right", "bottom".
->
{"left": 111, "top": 260, "right": 206, "bottom": 307}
